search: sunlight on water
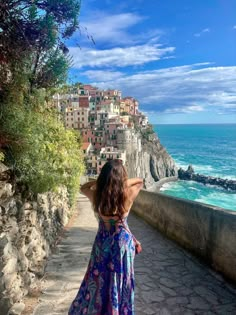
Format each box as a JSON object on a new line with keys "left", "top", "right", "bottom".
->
{"left": 154, "top": 124, "right": 236, "bottom": 211}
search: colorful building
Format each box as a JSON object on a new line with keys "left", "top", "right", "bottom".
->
{"left": 97, "top": 146, "right": 126, "bottom": 174}
{"left": 65, "top": 107, "right": 89, "bottom": 129}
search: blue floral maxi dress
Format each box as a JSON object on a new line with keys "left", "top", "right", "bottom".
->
{"left": 68, "top": 216, "right": 136, "bottom": 315}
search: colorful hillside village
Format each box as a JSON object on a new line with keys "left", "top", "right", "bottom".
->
{"left": 53, "top": 84, "right": 149, "bottom": 175}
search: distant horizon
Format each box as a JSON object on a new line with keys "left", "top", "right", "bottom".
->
{"left": 152, "top": 122, "right": 236, "bottom": 125}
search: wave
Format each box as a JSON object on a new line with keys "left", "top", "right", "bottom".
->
{"left": 160, "top": 180, "right": 236, "bottom": 211}
{"left": 189, "top": 187, "right": 200, "bottom": 191}
{"left": 159, "top": 182, "right": 175, "bottom": 191}
{"left": 194, "top": 164, "right": 215, "bottom": 172}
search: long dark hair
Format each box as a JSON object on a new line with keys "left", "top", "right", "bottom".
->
{"left": 93, "top": 159, "right": 128, "bottom": 217}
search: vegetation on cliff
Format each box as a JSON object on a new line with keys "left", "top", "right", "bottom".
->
{"left": 0, "top": 0, "right": 84, "bottom": 205}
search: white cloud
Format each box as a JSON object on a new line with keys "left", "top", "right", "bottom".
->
{"left": 79, "top": 12, "right": 143, "bottom": 45}
{"left": 194, "top": 28, "right": 210, "bottom": 37}
{"left": 77, "top": 11, "right": 164, "bottom": 46}
{"left": 82, "top": 70, "right": 124, "bottom": 81}
{"left": 160, "top": 105, "right": 204, "bottom": 114}
{"left": 69, "top": 44, "right": 175, "bottom": 68}
{"left": 83, "top": 64, "right": 236, "bottom": 115}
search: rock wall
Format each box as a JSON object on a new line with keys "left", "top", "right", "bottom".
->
{"left": 0, "top": 163, "right": 71, "bottom": 315}
{"left": 117, "top": 128, "right": 178, "bottom": 188}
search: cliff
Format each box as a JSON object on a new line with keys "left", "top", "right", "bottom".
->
{"left": 117, "top": 126, "right": 178, "bottom": 188}
{"left": 0, "top": 163, "right": 71, "bottom": 315}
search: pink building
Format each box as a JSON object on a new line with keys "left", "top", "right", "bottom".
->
{"left": 83, "top": 84, "right": 95, "bottom": 90}
{"left": 92, "top": 129, "right": 106, "bottom": 150}
{"left": 81, "top": 128, "right": 106, "bottom": 151}
{"left": 79, "top": 95, "right": 89, "bottom": 108}
{"left": 81, "top": 129, "right": 94, "bottom": 143}
{"left": 104, "top": 121, "right": 124, "bottom": 146}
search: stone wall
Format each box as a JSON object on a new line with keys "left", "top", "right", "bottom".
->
{"left": 0, "top": 163, "right": 71, "bottom": 314}
{"left": 132, "top": 189, "right": 236, "bottom": 283}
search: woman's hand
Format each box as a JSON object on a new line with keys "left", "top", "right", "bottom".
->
{"left": 80, "top": 180, "right": 97, "bottom": 201}
{"left": 80, "top": 180, "right": 96, "bottom": 190}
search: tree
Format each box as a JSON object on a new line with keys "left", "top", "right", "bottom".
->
{"left": 0, "top": 0, "right": 81, "bottom": 94}
{"left": 0, "top": 1, "right": 85, "bottom": 205}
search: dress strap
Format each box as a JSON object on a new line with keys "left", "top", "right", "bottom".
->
{"left": 99, "top": 217, "right": 121, "bottom": 226}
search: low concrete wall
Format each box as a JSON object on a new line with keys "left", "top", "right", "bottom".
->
{"left": 132, "top": 190, "right": 236, "bottom": 282}
{"left": 148, "top": 176, "right": 178, "bottom": 192}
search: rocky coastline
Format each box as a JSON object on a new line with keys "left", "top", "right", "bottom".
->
{"left": 178, "top": 165, "right": 236, "bottom": 191}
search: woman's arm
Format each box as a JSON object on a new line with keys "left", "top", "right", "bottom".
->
{"left": 126, "top": 178, "right": 143, "bottom": 188}
{"left": 80, "top": 180, "right": 96, "bottom": 202}
{"left": 126, "top": 178, "right": 143, "bottom": 202}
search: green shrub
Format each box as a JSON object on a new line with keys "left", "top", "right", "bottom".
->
{"left": 2, "top": 104, "right": 85, "bottom": 206}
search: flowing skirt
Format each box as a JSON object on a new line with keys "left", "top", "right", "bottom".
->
{"left": 68, "top": 218, "right": 135, "bottom": 315}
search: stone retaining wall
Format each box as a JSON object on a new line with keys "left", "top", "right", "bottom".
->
{"left": 132, "top": 189, "right": 236, "bottom": 283}
{"left": 0, "top": 163, "right": 71, "bottom": 314}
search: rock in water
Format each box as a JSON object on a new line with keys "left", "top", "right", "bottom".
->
{"left": 178, "top": 165, "right": 236, "bottom": 191}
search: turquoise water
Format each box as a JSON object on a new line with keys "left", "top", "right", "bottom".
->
{"left": 153, "top": 124, "right": 236, "bottom": 211}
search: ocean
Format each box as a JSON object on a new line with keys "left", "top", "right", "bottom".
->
{"left": 153, "top": 124, "right": 236, "bottom": 211}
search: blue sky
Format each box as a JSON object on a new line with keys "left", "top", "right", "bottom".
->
{"left": 67, "top": 0, "right": 236, "bottom": 124}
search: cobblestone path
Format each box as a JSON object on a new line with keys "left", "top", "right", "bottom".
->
{"left": 26, "top": 195, "right": 236, "bottom": 315}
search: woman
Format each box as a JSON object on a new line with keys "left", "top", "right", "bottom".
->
{"left": 68, "top": 159, "right": 143, "bottom": 315}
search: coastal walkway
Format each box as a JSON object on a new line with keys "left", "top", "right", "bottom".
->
{"left": 24, "top": 194, "right": 236, "bottom": 315}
